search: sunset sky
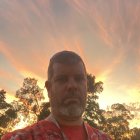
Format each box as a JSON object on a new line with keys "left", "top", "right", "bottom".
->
{"left": 0, "top": 0, "right": 140, "bottom": 110}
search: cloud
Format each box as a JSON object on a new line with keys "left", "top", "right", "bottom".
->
{"left": 1, "top": 0, "right": 140, "bottom": 110}
{"left": 0, "top": 41, "right": 27, "bottom": 71}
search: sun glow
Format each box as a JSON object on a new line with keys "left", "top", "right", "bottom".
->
{"left": 20, "top": 70, "right": 46, "bottom": 87}
{"left": 12, "top": 113, "right": 37, "bottom": 131}
{"left": 6, "top": 94, "right": 17, "bottom": 103}
{"left": 129, "top": 118, "right": 140, "bottom": 129}
{"left": 12, "top": 116, "right": 28, "bottom": 130}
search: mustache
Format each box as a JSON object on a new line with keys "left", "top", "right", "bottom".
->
{"left": 62, "top": 92, "right": 82, "bottom": 101}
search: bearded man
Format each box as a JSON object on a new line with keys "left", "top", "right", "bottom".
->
{"left": 2, "top": 51, "right": 111, "bottom": 140}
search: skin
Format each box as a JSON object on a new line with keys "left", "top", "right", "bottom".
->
{"left": 45, "top": 62, "right": 87, "bottom": 126}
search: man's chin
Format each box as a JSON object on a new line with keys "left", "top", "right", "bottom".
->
{"left": 59, "top": 104, "right": 84, "bottom": 119}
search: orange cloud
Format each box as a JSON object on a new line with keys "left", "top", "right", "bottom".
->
{"left": 0, "top": 41, "right": 26, "bottom": 70}
{"left": 66, "top": 0, "right": 114, "bottom": 49}
{"left": 65, "top": 0, "right": 85, "bottom": 15}
{"left": 0, "top": 1, "right": 55, "bottom": 37}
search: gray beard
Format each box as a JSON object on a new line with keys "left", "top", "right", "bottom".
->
{"left": 59, "top": 103, "right": 84, "bottom": 118}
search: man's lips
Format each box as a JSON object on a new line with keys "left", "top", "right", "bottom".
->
{"left": 63, "top": 98, "right": 80, "bottom": 104}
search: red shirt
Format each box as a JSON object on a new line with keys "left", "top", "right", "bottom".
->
{"left": 60, "top": 124, "right": 87, "bottom": 140}
{"left": 2, "top": 115, "right": 112, "bottom": 140}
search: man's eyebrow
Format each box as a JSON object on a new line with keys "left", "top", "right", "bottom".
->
{"left": 55, "top": 74, "right": 66, "bottom": 77}
{"left": 75, "top": 73, "right": 85, "bottom": 76}
{"left": 54, "top": 75, "right": 66, "bottom": 79}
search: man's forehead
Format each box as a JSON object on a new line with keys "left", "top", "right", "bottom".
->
{"left": 52, "top": 62, "right": 86, "bottom": 74}
{"left": 53, "top": 62, "right": 84, "bottom": 68}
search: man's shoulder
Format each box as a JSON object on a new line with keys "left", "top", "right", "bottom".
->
{"left": 1, "top": 119, "right": 61, "bottom": 140}
{"left": 85, "top": 123, "right": 112, "bottom": 140}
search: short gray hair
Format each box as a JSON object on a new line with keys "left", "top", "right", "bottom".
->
{"left": 47, "top": 50, "right": 86, "bottom": 81}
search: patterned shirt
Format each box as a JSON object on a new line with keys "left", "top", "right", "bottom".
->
{"left": 2, "top": 115, "right": 111, "bottom": 140}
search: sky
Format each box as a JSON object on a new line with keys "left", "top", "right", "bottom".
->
{"left": 0, "top": 0, "right": 140, "bottom": 110}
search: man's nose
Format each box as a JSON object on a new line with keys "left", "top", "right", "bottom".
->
{"left": 67, "top": 78, "right": 77, "bottom": 90}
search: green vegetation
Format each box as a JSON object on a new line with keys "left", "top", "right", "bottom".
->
{"left": 0, "top": 75, "right": 139, "bottom": 139}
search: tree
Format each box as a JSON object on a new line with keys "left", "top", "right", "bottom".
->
{"left": 37, "top": 102, "right": 50, "bottom": 121}
{"left": 130, "top": 127, "right": 140, "bottom": 140}
{"left": 16, "top": 78, "right": 45, "bottom": 115}
{"left": 102, "top": 103, "right": 134, "bottom": 140}
{"left": 83, "top": 74, "right": 105, "bottom": 128}
{"left": 14, "top": 78, "right": 46, "bottom": 127}
{"left": 0, "top": 90, "right": 17, "bottom": 138}
{"left": 2, "top": 75, "right": 138, "bottom": 140}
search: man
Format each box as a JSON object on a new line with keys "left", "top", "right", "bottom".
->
{"left": 2, "top": 51, "right": 111, "bottom": 140}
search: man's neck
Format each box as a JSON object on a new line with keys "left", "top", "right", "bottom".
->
{"left": 52, "top": 114, "right": 84, "bottom": 126}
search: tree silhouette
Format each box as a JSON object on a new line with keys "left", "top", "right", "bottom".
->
{"left": 130, "top": 127, "right": 140, "bottom": 140}
{"left": 16, "top": 78, "right": 45, "bottom": 115}
{"left": 83, "top": 74, "right": 105, "bottom": 128}
{"left": 1, "top": 76, "right": 139, "bottom": 140}
{"left": 37, "top": 102, "right": 50, "bottom": 121}
{"left": 0, "top": 90, "right": 17, "bottom": 138}
{"left": 14, "top": 77, "right": 47, "bottom": 127}
{"left": 102, "top": 103, "right": 134, "bottom": 140}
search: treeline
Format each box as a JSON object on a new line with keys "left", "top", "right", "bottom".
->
{"left": 0, "top": 74, "right": 140, "bottom": 140}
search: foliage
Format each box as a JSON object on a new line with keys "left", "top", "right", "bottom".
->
{"left": 37, "top": 102, "right": 50, "bottom": 121}
{"left": 0, "top": 90, "right": 11, "bottom": 109}
{"left": 83, "top": 74, "right": 138, "bottom": 140}
{"left": 102, "top": 103, "right": 134, "bottom": 140}
{"left": 16, "top": 78, "right": 45, "bottom": 115}
{"left": 14, "top": 78, "right": 47, "bottom": 127}
{"left": 123, "top": 102, "right": 140, "bottom": 129}
{"left": 0, "top": 77, "right": 50, "bottom": 139}
{"left": 130, "top": 127, "right": 140, "bottom": 140}
{"left": 0, "top": 76, "right": 140, "bottom": 139}
{"left": 0, "top": 90, "right": 17, "bottom": 138}
{"left": 83, "top": 74, "right": 105, "bottom": 128}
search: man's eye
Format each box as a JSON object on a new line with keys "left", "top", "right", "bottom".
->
{"left": 56, "top": 77, "right": 67, "bottom": 82}
{"left": 75, "top": 76, "right": 84, "bottom": 82}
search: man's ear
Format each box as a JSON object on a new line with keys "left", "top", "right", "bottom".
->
{"left": 45, "top": 80, "right": 51, "bottom": 98}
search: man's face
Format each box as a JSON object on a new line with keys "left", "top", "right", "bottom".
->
{"left": 47, "top": 62, "right": 87, "bottom": 120}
